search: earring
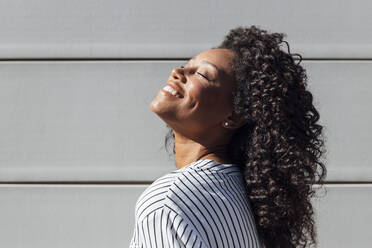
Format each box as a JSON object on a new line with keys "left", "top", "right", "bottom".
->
{"left": 224, "top": 121, "right": 229, "bottom": 126}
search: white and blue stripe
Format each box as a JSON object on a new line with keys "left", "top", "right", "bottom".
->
{"left": 129, "top": 159, "right": 262, "bottom": 248}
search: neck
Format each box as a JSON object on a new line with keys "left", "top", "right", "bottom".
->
{"left": 173, "top": 131, "right": 232, "bottom": 169}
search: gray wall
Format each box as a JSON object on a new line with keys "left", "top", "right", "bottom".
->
{"left": 0, "top": 0, "right": 371, "bottom": 247}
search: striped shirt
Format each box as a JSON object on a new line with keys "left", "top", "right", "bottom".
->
{"left": 129, "top": 159, "right": 262, "bottom": 248}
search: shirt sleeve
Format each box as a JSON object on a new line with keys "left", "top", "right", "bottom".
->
{"left": 129, "top": 206, "right": 209, "bottom": 248}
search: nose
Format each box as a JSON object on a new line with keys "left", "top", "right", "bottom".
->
{"left": 170, "top": 66, "right": 186, "bottom": 83}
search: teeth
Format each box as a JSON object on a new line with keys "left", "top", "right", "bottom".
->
{"left": 163, "top": 85, "right": 182, "bottom": 98}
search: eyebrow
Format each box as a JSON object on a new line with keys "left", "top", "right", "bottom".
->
{"left": 187, "top": 56, "right": 222, "bottom": 74}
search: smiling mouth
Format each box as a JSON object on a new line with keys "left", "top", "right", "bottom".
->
{"left": 162, "top": 85, "right": 183, "bottom": 98}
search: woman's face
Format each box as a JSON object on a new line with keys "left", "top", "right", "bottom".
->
{"left": 150, "top": 48, "right": 237, "bottom": 138}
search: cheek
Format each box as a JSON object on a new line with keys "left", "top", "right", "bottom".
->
{"left": 188, "top": 82, "right": 204, "bottom": 102}
{"left": 187, "top": 82, "right": 215, "bottom": 110}
{"left": 188, "top": 84, "right": 230, "bottom": 118}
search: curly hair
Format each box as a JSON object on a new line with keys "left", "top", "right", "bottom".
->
{"left": 164, "top": 25, "right": 327, "bottom": 248}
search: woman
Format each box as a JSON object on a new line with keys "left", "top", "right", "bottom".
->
{"left": 130, "top": 25, "right": 327, "bottom": 248}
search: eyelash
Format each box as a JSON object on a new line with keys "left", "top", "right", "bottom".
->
{"left": 180, "top": 65, "right": 209, "bottom": 81}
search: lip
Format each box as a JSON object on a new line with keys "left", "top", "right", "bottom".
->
{"left": 166, "top": 81, "right": 184, "bottom": 98}
{"left": 160, "top": 88, "right": 182, "bottom": 99}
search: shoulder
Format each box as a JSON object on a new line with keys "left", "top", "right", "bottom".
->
{"left": 132, "top": 169, "right": 213, "bottom": 247}
{"left": 164, "top": 167, "right": 242, "bottom": 217}
{"left": 166, "top": 164, "right": 246, "bottom": 206}
{"left": 134, "top": 165, "right": 225, "bottom": 223}
{"left": 163, "top": 168, "right": 242, "bottom": 224}
{"left": 134, "top": 169, "right": 187, "bottom": 223}
{"left": 134, "top": 204, "right": 210, "bottom": 248}
{"left": 135, "top": 160, "right": 246, "bottom": 224}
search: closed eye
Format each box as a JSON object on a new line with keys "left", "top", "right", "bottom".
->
{"left": 197, "top": 72, "right": 209, "bottom": 80}
{"left": 180, "top": 65, "right": 210, "bottom": 81}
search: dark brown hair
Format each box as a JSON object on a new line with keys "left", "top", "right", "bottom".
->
{"left": 165, "top": 25, "right": 327, "bottom": 248}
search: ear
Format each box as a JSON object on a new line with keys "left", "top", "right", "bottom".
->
{"left": 222, "top": 112, "right": 249, "bottom": 130}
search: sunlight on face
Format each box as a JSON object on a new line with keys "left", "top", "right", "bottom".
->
{"left": 150, "top": 48, "right": 236, "bottom": 137}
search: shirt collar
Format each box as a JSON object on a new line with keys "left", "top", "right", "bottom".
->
{"left": 174, "top": 159, "right": 241, "bottom": 173}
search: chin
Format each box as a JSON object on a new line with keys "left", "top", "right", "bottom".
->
{"left": 150, "top": 98, "right": 166, "bottom": 114}
{"left": 150, "top": 100, "right": 170, "bottom": 119}
{"left": 149, "top": 99, "right": 157, "bottom": 113}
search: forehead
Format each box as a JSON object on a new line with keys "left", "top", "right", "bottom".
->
{"left": 190, "top": 48, "right": 235, "bottom": 76}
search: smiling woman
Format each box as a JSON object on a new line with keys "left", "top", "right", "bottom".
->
{"left": 149, "top": 48, "right": 244, "bottom": 168}
{"left": 130, "top": 25, "right": 327, "bottom": 248}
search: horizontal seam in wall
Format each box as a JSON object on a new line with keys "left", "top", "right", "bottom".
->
{"left": 1, "top": 181, "right": 372, "bottom": 185}
{"left": 1, "top": 57, "right": 372, "bottom": 62}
